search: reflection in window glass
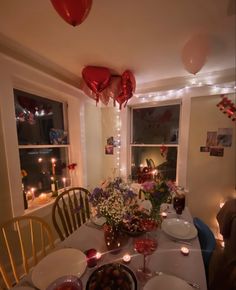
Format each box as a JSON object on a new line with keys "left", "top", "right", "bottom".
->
{"left": 20, "top": 147, "right": 69, "bottom": 196}
{"left": 132, "top": 105, "right": 180, "bottom": 144}
{"left": 131, "top": 146, "right": 177, "bottom": 182}
{"left": 14, "top": 89, "right": 67, "bottom": 145}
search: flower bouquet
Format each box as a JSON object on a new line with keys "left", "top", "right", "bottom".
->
{"left": 140, "top": 179, "right": 174, "bottom": 218}
{"left": 89, "top": 178, "right": 154, "bottom": 237}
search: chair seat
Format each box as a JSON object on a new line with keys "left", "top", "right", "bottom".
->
{"left": 193, "top": 217, "right": 216, "bottom": 280}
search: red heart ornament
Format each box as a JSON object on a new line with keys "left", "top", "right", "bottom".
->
{"left": 122, "top": 70, "right": 136, "bottom": 93}
{"left": 82, "top": 66, "right": 111, "bottom": 102}
{"left": 50, "top": 0, "right": 93, "bottom": 27}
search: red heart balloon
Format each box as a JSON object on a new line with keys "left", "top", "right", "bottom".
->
{"left": 122, "top": 70, "right": 136, "bottom": 93}
{"left": 115, "top": 93, "right": 131, "bottom": 110}
{"left": 79, "top": 79, "right": 97, "bottom": 101}
{"left": 115, "top": 70, "right": 135, "bottom": 109}
{"left": 50, "top": 0, "right": 93, "bottom": 27}
{"left": 82, "top": 66, "right": 111, "bottom": 100}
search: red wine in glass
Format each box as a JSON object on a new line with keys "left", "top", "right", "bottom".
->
{"left": 134, "top": 237, "right": 158, "bottom": 282}
{"left": 173, "top": 194, "right": 185, "bottom": 216}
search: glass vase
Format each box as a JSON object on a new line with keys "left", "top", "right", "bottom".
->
{"left": 103, "top": 223, "right": 126, "bottom": 254}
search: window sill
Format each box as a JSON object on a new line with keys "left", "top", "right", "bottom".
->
{"left": 23, "top": 188, "right": 69, "bottom": 217}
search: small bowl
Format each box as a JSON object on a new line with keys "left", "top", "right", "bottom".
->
{"left": 46, "top": 275, "right": 82, "bottom": 290}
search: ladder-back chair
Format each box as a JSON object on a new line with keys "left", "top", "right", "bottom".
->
{"left": 52, "top": 187, "right": 90, "bottom": 241}
{"left": 0, "top": 215, "right": 54, "bottom": 289}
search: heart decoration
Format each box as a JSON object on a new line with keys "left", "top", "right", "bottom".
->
{"left": 81, "top": 66, "right": 135, "bottom": 108}
{"left": 82, "top": 66, "right": 111, "bottom": 103}
{"left": 50, "top": 0, "right": 93, "bottom": 27}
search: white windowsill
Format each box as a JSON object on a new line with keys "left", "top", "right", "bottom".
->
{"left": 23, "top": 188, "right": 70, "bottom": 217}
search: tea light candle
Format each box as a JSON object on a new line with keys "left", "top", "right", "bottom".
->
{"left": 161, "top": 212, "right": 167, "bottom": 218}
{"left": 96, "top": 251, "right": 102, "bottom": 260}
{"left": 122, "top": 254, "right": 131, "bottom": 264}
{"left": 181, "top": 247, "right": 190, "bottom": 256}
{"left": 38, "top": 193, "right": 47, "bottom": 202}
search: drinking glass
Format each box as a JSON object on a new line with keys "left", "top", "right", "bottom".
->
{"left": 133, "top": 233, "right": 158, "bottom": 283}
{"left": 173, "top": 194, "right": 185, "bottom": 218}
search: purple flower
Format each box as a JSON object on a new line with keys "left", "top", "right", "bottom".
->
{"left": 89, "top": 187, "right": 104, "bottom": 205}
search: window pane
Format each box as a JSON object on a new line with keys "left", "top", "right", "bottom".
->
{"left": 131, "top": 146, "right": 177, "bottom": 182}
{"left": 132, "top": 105, "right": 180, "bottom": 144}
{"left": 14, "top": 89, "right": 67, "bottom": 145}
{"left": 20, "top": 147, "right": 69, "bottom": 196}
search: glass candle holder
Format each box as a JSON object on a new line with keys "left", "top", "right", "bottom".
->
{"left": 85, "top": 249, "right": 98, "bottom": 268}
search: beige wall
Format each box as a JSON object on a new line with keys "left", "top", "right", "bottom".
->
{"left": 187, "top": 94, "right": 235, "bottom": 235}
{"left": 0, "top": 109, "right": 12, "bottom": 222}
{"left": 101, "top": 107, "right": 120, "bottom": 179}
{"left": 84, "top": 102, "right": 103, "bottom": 190}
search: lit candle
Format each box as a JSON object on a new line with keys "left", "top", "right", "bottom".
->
{"left": 220, "top": 202, "right": 225, "bottom": 208}
{"left": 180, "top": 247, "right": 190, "bottom": 256}
{"left": 122, "top": 254, "right": 131, "bottom": 264}
{"left": 31, "top": 188, "right": 35, "bottom": 200}
{"left": 161, "top": 212, "right": 167, "bottom": 219}
{"left": 38, "top": 193, "right": 47, "bottom": 202}
{"left": 62, "top": 177, "right": 66, "bottom": 188}
{"left": 51, "top": 158, "right": 56, "bottom": 176}
{"left": 96, "top": 252, "right": 102, "bottom": 260}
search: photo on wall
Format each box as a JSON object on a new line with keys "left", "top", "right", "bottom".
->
{"left": 210, "top": 147, "right": 224, "bottom": 157}
{"left": 217, "top": 128, "right": 233, "bottom": 147}
{"left": 200, "top": 146, "right": 210, "bottom": 152}
{"left": 105, "top": 145, "right": 114, "bottom": 155}
{"left": 107, "top": 136, "right": 114, "bottom": 145}
{"left": 206, "top": 131, "right": 217, "bottom": 147}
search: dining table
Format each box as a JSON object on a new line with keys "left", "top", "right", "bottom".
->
{"left": 14, "top": 204, "right": 208, "bottom": 290}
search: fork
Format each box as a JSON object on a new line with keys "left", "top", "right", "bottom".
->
{"left": 155, "top": 271, "right": 200, "bottom": 289}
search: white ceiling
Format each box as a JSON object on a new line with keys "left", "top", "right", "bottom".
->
{"left": 0, "top": 0, "right": 235, "bottom": 93}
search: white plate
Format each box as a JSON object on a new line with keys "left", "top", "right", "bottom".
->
{"left": 162, "top": 218, "right": 197, "bottom": 240}
{"left": 144, "top": 274, "right": 193, "bottom": 290}
{"left": 91, "top": 216, "right": 106, "bottom": 226}
{"left": 31, "top": 248, "right": 87, "bottom": 290}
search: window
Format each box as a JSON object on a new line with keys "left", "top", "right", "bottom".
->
{"left": 14, "top": 89, "right": 70, "bottom": 207}
{"left": 130, "top": 104, "right": 180, "bottom": 182}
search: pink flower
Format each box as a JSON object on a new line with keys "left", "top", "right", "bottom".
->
{"left": 142, "top": 181, "right": 156, "bottom": 192}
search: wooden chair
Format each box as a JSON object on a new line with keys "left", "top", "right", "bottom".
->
{"left": 0, "top": 215, "right": 54, "bottom": 289}
{"left": 52, "top": 187, "right": 90, "bottom": 241}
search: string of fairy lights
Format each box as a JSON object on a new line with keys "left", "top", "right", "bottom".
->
{"left": 115, "top": 108, "right": 121, "bottom": 175}
{"left": 135, "top": 81, "right": 236, "bottom": 102}
{"left": 113, "top": 80, "right": 235, "bottom": 174}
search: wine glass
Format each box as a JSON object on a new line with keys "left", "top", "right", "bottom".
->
{"left": 173, "top": 194, "right": 185, "bottom": 218}
{"left": 133, "top": 232, "right": 158, "bottom": 283}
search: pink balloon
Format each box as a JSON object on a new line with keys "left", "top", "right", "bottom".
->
{"left": 101, "top": 76, "right": 122, "bottom": 99}
{"left": 79, "top": 79, "right": 97, "bottom": 101}
{"left": 181, "top": 34, "right": 210, "bottom": 74}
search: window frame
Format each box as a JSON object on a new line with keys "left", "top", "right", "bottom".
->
{"left": 128, "top": 100, "right": 182, "bottom": 182}
{"left": 14, "top": 89, "right": 71, "bottom": 210}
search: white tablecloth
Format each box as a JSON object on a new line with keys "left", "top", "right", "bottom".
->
{"left": 15, "top": 205, "right": 207, "bottom": 290}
